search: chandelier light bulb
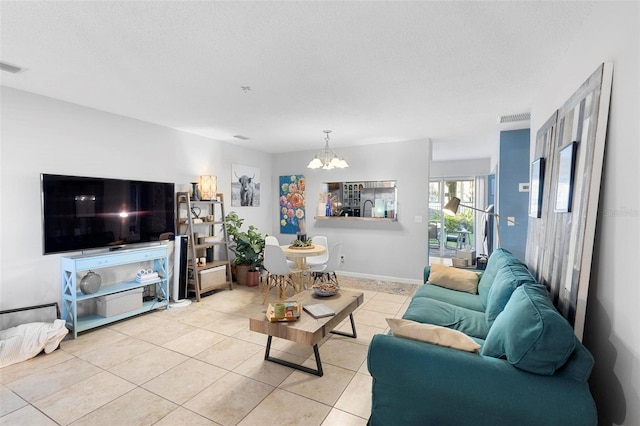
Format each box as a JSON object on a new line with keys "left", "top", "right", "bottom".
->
{"left": 307, "top": 156, "right": 322, "bottom": 169}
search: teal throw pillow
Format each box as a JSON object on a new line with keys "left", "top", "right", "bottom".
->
{"left": 477, "top": 248, "right": 523, "bottom": 308}
{"left": 481, "top": 284, "right": 576, "bottom": 375}
{"left": 485, "top": 263, "right": 537, "bottom": 328}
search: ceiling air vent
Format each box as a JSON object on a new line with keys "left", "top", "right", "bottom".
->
{"left": 498, "top": 112, "right": 531, "bottom": 124}
{"left": 0, "top": 61, "right": 25, "bottom": 74}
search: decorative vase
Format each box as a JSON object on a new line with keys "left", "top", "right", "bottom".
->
{"left": 297, "top": 218, "right": 307, "bottom": 242}
{"left": 191, "top": 182, "right": 201, "bottom": 201}
{"left": 235, "top": 264, "right": 250, "bottom": 285}
{"left": 79, "top": 270, "right": 102, "bottom": 294}
{"left": 246, "top": 270, "right": 260, "bottom": 287}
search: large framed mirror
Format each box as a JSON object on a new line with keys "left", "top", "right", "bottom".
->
{"left": 316, "top": 180, "right": 397, "bottom": 221}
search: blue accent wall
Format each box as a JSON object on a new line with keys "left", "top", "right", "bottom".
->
{"left": 498, "top": 129, "right": 530, "bottom": 260}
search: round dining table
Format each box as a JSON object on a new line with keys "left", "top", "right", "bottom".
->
{"left": 280, "top": 244, "right": 327, "bottom": 290}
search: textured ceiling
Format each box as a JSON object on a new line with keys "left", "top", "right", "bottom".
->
{"left": 0, "top": 1, "right": 593, "bottom": 159}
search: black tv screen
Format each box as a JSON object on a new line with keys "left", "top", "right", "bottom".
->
{"left": 41, "top": 174, "right": 175, "bottom": 254}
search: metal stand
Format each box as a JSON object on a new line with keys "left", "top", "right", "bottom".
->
{"left": 330, "top": 313, "right": 358, "bottom": 338}
{"left": 263, "top": 313, "right": 357, "bottom": 377}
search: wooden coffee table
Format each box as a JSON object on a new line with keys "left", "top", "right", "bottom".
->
{"left": 249, "top": 289, "right": 364, "bottom": 376}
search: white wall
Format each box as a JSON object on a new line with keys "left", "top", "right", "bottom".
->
{"left": 430, "top": 158, "right": 491, "bottom": 178}
{"left": 273, "top": 139, "right": 431, "bottom": 283}
{"left": 530, "top": 2, "right": 639, "bottom": 424}
{"left": 0, "top": 87, "right": 273, "bottom": 310}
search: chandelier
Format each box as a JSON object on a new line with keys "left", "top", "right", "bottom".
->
{"left": 307, "top": 130, "right": 349, "bottom": 170}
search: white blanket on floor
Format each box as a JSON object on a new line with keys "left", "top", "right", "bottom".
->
{"left": 0, "top": 319, "right": 68, "bottom": 368}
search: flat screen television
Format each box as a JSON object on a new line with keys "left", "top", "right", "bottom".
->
{"left": 41, "top": 174, "right": 175, "bottom": 255}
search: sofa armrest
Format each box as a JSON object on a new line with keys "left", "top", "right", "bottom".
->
{"left": 367, "top": 334, "right": 596, "bottom": 426}
{"left": 423, "top": 265, "right": 431, "bottom": 283}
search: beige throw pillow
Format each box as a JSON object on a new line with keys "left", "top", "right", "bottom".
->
{"left": 387, "top": 318, "right": 481, "bottom": 353}
{"left": 428, "top": 264, "right": 480, "bottom": 294}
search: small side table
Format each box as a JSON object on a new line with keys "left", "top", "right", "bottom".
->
{"left": 457, "top": 249, "right": 476, "bottom": 266}
{"left": 456, "top": 231, "right": 471, "bottom": 249}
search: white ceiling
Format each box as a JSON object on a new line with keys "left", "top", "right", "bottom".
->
{"left": 0, "top": 1, "right": 594, "bottom": 160}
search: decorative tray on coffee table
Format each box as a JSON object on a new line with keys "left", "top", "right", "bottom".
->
{"left": 266, "top": 302, "right": 301, "bottom": 322}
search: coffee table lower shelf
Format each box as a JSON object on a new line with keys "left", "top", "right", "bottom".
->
{"left": 263, "top": 313, "right": 357, "bottom": 377}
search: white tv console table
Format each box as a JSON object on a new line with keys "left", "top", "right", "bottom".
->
{"left": 61, "top": 245, "right": 169, "bottom": 339}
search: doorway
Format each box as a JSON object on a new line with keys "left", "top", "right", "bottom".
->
{"left": 428, "top": 179, "right": 476, "bottom": 259}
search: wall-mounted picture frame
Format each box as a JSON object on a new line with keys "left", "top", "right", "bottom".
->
{"left": 231, "top": 164, "right": 260, "bottom": 207}
{"left": 529, "top": 157, "right": 545, "bottom": 218}
{"left": 279, "top": 175, "right": 306, "bottom": 235}
{"left": 555, "top": 141, "right": 578, "bottom": 213}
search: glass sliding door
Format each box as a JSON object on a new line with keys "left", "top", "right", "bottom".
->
{"left": 428, "top": 181, "right": 443, "bottom": 253}
{"left": 428, "top": 178, "right": 476, "bottom": 259}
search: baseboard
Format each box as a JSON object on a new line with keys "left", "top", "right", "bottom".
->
{"left": 336, "top": 270, "right": 422, "bottom": 286}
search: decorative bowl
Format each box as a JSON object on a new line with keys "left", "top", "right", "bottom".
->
{"left": 289, "top": 239, "right": 313, "bottom": 249}
{"left": 313, "top": 283, "right": 339, "bottom": 297}
{"left": 288, "top": 244, "right": 315, "bottom": 250}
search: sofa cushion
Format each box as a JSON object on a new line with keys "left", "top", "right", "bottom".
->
{"left": 555, "top": 339, "right": 594, "bottom": 383}
{"left": 485, "top": 263, "right": 537, "bottom": 327}
{"left": 428, "top": 264, "right": 481, "bottom": 294}
{"left": 403, "top": 297, "right": 489, "bottom": 339}
{"left": 413, "top": 284, "right": 485, "bottom": 312}
{"left": 477, "top": 248, "right": 524, "bottom": 308}
{"left": 387, "top": 318, "right": 481, "bottom": 353}
{"left": 481, "top": 284, "right": 576, "bottom": 375}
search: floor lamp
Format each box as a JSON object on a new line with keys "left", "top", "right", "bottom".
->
{"left": 443, "top": 197, "right": 517, "bottom": 248}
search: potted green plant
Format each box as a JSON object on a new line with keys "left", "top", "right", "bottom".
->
{"left": 224, "top": 212, "right": 265, "bottom": 286}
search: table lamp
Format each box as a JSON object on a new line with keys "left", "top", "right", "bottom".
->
{"left": 199, "top": 175, "right": 217, "bottom": 201}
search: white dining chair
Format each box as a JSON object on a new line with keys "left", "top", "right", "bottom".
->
{"left": 262, "top": 245, "right": 302, "bottom": 304}
{"left": 265, "top": 235, "right": 279, "bottom": 246}
{"left": 266, "top": 235, "right": 295, "bottom": 268}
{"left": 306, "top": 235, "right": 329, "bottom": 267}
{"left": 260, "top": 236, "right": 281, "bottom": 290}
{"left": 309, "top": 242, "right": 342, "bottom": 287}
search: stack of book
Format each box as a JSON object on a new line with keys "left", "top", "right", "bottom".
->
{"left": 303, "top": 303, "right": 335, "bottom": 319}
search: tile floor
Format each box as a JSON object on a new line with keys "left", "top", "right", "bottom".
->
{"left": 0, "top": 282, "right": 413, "bottom": 425}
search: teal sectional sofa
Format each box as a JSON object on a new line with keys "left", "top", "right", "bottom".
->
{"left": 367, "top": 248, "right": 597, "bottom": 426}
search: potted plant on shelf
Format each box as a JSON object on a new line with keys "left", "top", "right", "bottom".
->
{"left": 224, "top": 212, "right": 265, "bottom": 286}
